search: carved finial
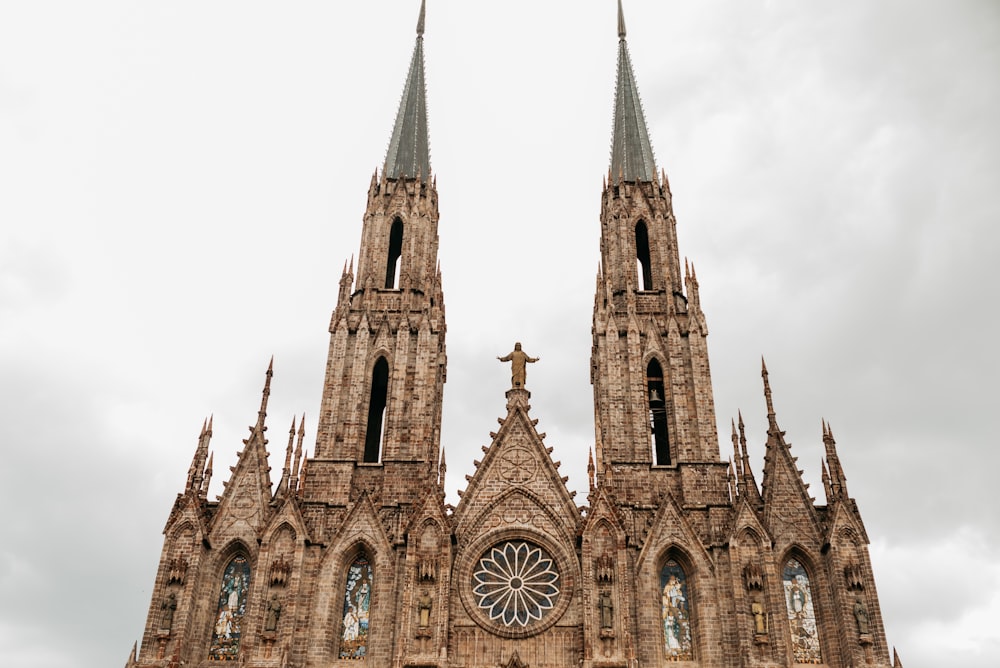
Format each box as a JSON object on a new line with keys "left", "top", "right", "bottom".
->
{"left": 617, "top": 0, "right": 627, "bottom": 39}
{"left": 416, "top": 0, "right": 426, "bottom": 36}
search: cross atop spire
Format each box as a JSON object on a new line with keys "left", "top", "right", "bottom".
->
{"left": 384, "top": 0, "right": 431, "bottom": 182}
{"left": 609, "top": 0, "right": 656, "bottom": 183}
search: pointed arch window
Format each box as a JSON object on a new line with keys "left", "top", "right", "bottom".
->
{"left": 636, "top": 220, "right": 652, "bottom": 290}
{"left": 209, "top": 555, "right": 251, "bottom": 661}
{"left": 385, "top": 218, "right": 403, "bottom": 289}
{"left": 659, "top": 558, "right": 693, "bottom": 660}
{"left": 339, "top": 552, "right": 374, "bottom": 659}
{"left": 364, "top": 357, "right": 389, "bottom": 463}
{"left": 647, "top": 359, "right": 670, "bottom": 465}
{"left": 783, "top": 558, "right": 822, "bottom": 663}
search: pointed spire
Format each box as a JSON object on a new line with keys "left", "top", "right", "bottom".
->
{"left": 822, "top": 419, "right": 849, "bottom": 501}
{"left": 893, "top": 647, "right": 903, "bottom": 668}
{"left": 384, "top": 1, "right": 431, "bottom": 182}
{"left": 587, "top": 448, "right": 596, "bottom": 492}
{"left": 609, "top": 0, "right": 656, "bottom": 183}
{"left": 438, "top": 446, "right": 447, "bottom": 491}
{"left": 737, "top": 411, "right": 762, "bottom": 504}
{"left": 297, "top": 452, "right": 308, "bottom": 498}
{"left": 276, "top": 416, "right": 295, "bottom": 497}
{"left": 730, "top": 418, "right": 743, "bottom": 494}
{"left": 201, "top": 452, "right": 214, "bottom": 496}
{"left": 761, "top": 357, "right": 778, "bottom": 431}
{"left": 186, "top": 417, "right": 212, "bottom": 494}
{"left": 290, "top": 415, "right": 305, "bottom": 494}
{"left": 256, "top": 357, "right": 274, "bottom": 433}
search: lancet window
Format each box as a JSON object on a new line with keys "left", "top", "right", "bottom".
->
{"left": 647, "top": 359, "right": 670, "bottom": 465}
{"left": 363, "top": 357, "right": 389, "bottom": 463}
{"left": 385, "top": 218, "right": 403, "bottom": 289}
{"left": 208, "top": 554, "right": 251, "bottom": 661}
{"left": 636, "top": 220, "right": 652, "bottom": 290}
{"left": 783, "top": 558, "right": 822, "bottom": 663}
{"left": 659, "top": 558, "right": 693, "bottom": 660}
{"left": 339, "top": 552, "right": 374, "bottom": 660}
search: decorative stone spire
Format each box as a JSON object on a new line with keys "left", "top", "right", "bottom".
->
{"left": 609, "top": 0, "right": 656, "bottom": 183}
{"left": 383, "top": 0, "right": 431, "bottom": 181}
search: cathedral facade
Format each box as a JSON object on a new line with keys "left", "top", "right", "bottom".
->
{"left": 127, "top": 3, "right": 899, "bottom": 667}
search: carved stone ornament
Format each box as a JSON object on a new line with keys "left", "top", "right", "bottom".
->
{"left": 167, "top": 556, "right": 188, "bottom": 586}
{"left": 269, "top": 556, "right": 292, "bottom": 587}
{"left": 500, "top": 650, "right": 529, "bottom": 668}
{"left": 844, "top": 559, "right": 865, "bottom": 591}
{"left": 595, "top": 554, "right": 614, "bottom": 584}
{"left": 417, "top": 556, "right": 437, "bottom": 582}
{"left": 743, "top": 562, "right": 764, "bottom": 591}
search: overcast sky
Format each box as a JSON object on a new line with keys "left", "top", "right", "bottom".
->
{"left": 1, "top": 2, "right": 998, "bottom": 666}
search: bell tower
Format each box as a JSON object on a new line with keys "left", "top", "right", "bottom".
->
{"left": 311, "top": 0, "right": 446, "bottom": 510}
{"left": 591, "top": 1, "right": 726, "bottom": 507}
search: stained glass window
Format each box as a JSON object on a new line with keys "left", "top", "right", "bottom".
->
{"left": 660, "top": 559, "right": 693, "bottom": 660}
{"left": 339, "top": 553, "right": 373, "bottom": 659}
{"left": 209, "top": 555, "right": 251, "bottom": 661}
{"left": 783, "top": 558, "right": 822, "bottom": 663}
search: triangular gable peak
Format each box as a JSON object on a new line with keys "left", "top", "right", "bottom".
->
{"left": 163, "top": 489, "right": 210, "bottom": 537}
{"left": 730, "top": 492, "right": 772, "bottom": 549}
{"left": 635, "top": 492, "right": 713, "bottom": 574}
{"left": 403, "top": 484, "right": 451, "bottom": 538}
{"left": 582, "top": 485, "right": 628, "bottom": 538}
{"left": 453, "top": 389, "right": 580, "bottom": 543}
{"left": 823, "top": 498, "right": 871, "bottom": 549}
{"left": 328, "top": 491, "right": 394, "bottom": 559}
{"left": 760, "top": 429, "right": 824, "bottom": 548}
{"left": 210, "top": 363, "right": 277, "bottom": 541}
{"left": 263, "top": 495, "right": 311, "bottom": 548}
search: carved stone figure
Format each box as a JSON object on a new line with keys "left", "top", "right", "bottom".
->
{"left": 751, "top": 600, "right": 766, "bottom": 635}
{"left": 265, "top": 595, "right": 282, "bottom": 632}
{"left": 498, "top": 342, "right": 539, "bottom": 389}
{"left": 418, "top": 592, "right": 433, "bottom": 628}
{"left": 160, "top": 593, "right": 177, "bottom": 631}
{"left": 599, "top": 592, "right": 614, "bottom": 629}
{"left": 854, "top": 598, "right": 869, "bottom": 635}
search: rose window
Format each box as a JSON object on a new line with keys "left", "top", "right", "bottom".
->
{"left": 472, "top": 541, "right": 560, "bottom": 627}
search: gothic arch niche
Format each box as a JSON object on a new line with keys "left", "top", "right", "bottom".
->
{"left": 782, "top": 552, "right": 823, "bottom": 664}
{"left": 645, "top": 358, "right": 670, "bottom": 465}
{"left": 385, "top": 217, "right": 403, "bottom": 289}
{"left": 166, "top": 522, "right": 196, "bottom": 587}
{"left": 635, "top": 220, "right": 653, "bottom": 290}
{"left": 658, "top": 550, "right": 695, "bottom": 661}
{"left": 208, "top": 548, "right": 253, "bottom": 662}
{"left": 338, "top": 547, "right": 374, "bottom": 660}
{"left": 364, "top": 356, "right": 390, "bottom": 463}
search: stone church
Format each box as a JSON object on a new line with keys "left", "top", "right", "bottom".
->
{"left": 127, "top": 3, "right": 900, "bottom": 667}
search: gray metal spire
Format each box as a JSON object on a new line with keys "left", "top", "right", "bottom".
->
{"left": 384, "top": 0, "right": 431, "bottom": 181}
{"left": 609, "top": 0, "right": 656, "bottom": 183}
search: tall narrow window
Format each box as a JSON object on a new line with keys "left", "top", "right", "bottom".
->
{"left": 339, "top": 552, "right": 374, "bottom": 659}
{"left": 385, "top": 218, "right": 403, "bottom": 289}
{"left": 783, "top": 558, "right": 822, "bottom": 663}
{"left": 660, "top": 558, "right": 693, "bottom": 660}
{"left": 209, "top": 555, "right": 251, "bottom": 661}
{"left": 636, "top": 221, "right": 652, "bottom": 290}
{"left": 647, "top": 360, "right": 670, "bottom": 465}
{"left": 363, "top": 358, "right": 389, "bottom": 463}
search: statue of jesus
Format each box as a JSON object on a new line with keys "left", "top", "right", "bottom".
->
{"left": 498, "top": 342, "right": 539, "bottom": 389}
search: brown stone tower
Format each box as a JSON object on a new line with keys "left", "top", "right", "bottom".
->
{"left": 126, "top": 3, "right": 900, "bottom": 667}
{"left": 310, "top": 0, "right": 445, "bottom": 513}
